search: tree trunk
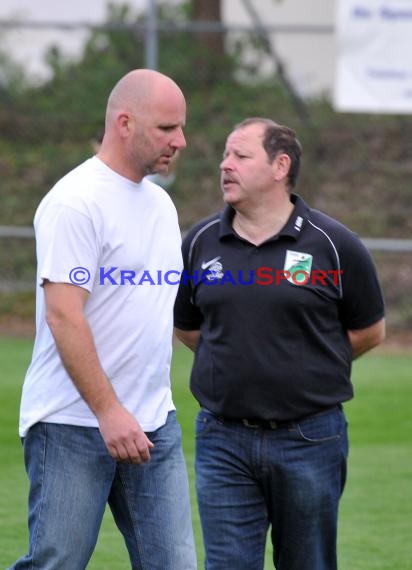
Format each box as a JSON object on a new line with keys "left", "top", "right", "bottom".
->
{"left": 192, "top": 0, "right": 224, "bottom": 56}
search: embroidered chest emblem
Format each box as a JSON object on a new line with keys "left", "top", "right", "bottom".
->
{"left": 284, "top": 250, "right": 313, "bottom": 284}
{"left": 200, "top": 256, "right": 224, "bottom": 281}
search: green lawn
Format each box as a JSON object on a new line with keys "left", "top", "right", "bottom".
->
{"left": 0, "top": 337, "right": 411, "bottom": 569}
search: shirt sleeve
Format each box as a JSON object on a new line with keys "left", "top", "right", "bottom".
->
{"left": 338, "top": 232, "right": 385, "bottom": 330}
{"left": 174, "top": 231, "right": 203, "bottom": 331}
{"left": 36, "top": 203, "right": 100, "bottom": 293}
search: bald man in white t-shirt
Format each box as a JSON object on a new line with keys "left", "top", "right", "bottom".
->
{"left": 9, "top": 69, "right": 196, "bottom": 570}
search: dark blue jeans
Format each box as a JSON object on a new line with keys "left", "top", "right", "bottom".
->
{"left": 195, "top": 406, "right": 348, "bottom": 570}
{"left": 9, "top": 411, "right": 196, "bottom": 570}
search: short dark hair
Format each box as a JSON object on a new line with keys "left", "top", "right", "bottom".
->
{"left": 234, "top": 117, "right": 302, "bottom": 189}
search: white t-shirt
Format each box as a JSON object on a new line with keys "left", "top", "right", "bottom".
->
{"left": 19, "top": 157, "right": 183, "bottom": 437}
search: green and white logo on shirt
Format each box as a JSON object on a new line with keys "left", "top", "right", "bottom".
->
{"left": 284, "top": 250, "right": 313, "bottom": 284}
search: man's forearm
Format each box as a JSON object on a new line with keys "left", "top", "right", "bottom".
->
{"left": 348, "top": 318, "right": 386, "bottom": 359}
{"left": 174, "top": 328, "right": 200, "bottom": 352}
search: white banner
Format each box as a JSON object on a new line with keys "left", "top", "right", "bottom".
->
{"left": 334, "top": 1, "right": 412, "bottom": 113}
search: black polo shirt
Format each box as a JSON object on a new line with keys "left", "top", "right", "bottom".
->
{"left": 174, "top": 194, "right": 385, "bottom": 421}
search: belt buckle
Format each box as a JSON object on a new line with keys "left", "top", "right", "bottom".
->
{"left": 242, "top": 419, "right": 260, "bottom": 428}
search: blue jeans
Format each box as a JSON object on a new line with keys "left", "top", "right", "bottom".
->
{"left": 9, "top": 411, "right": 196, "bottom": 570}
{"left": 195, "top": 406, "right": 348, "bottom": 570}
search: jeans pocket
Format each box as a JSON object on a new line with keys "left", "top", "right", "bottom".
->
{"left": 296, "top": 408, "right": 345, "bottom": 443}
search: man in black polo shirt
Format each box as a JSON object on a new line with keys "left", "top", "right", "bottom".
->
{"left": 174, "top": 117, "right": 385, "bottom": 570}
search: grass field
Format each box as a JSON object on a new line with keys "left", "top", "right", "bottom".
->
{"left": 0, "top": 337, "right": 411, "bottom": 569}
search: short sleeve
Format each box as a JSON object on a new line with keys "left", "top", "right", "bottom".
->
{"left": 338, "top": 234, "right": 385, "bottom": 330}
{"left": 174, "top": 232, "right": 203, "bottom": 331}
{"left": 36, "top": 204, "right": 100, "bottom": 292}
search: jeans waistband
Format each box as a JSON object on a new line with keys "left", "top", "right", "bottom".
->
{"left": 204, "top": 405, "right": 340, "bottom": 431}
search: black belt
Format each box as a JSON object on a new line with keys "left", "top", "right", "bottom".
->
{"left": 210, "top": 405, "right": 339, "bottom": 431}
{"left": 215, "top": 416, "right": 294, "bottom": 430}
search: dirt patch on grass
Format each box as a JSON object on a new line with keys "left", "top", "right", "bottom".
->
{"left": 0, "top": 317, "right": 35, "bottom": 338}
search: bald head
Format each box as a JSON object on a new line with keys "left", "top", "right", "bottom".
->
{"left": 105, "top": 69, "right": 184, "bottom": 128}
{"left": 97, "top": 69, "right": 187, "bottom": 182}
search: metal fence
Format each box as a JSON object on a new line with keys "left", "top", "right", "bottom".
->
{"left": 1, "top": 227, "right": 411, "bottom": 331}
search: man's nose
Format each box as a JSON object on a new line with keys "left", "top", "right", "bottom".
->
{"left": 220, "top": 156, "right": 232, "bottom": 170}
{"left": 173, "top": 128, "right": 186, "bottom": 150}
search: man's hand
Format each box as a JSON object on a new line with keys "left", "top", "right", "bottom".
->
{"left": 97, "top": 401, "right": 154, "bottom": 464}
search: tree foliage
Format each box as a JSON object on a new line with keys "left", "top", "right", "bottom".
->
{"left": 0, "top": 0, "right": 411, "bottom": 241}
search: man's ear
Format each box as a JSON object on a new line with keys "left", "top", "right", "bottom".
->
{"left": 117, "top": 112, "right": 132, "bottom": 139}
{"left": 273, "top": 153, "right": 291, "bottom": 183}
